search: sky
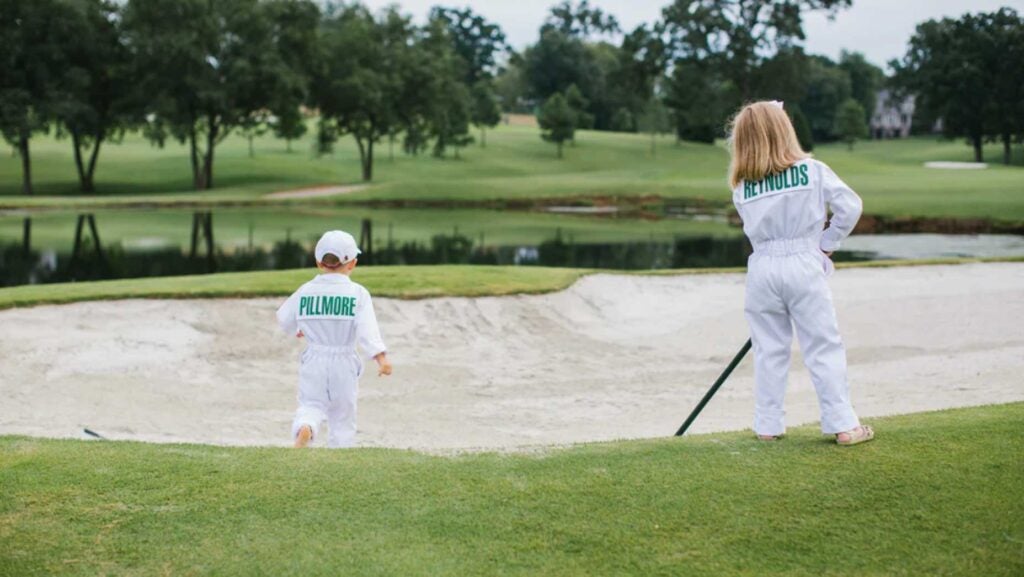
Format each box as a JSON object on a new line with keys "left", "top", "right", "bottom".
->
{"left": 357, "top": 0, "right": 1024, "bottom": 70}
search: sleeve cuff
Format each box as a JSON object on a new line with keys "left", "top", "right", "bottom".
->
{"left": 820, "top": 237, "right": 841, "bottom": 252}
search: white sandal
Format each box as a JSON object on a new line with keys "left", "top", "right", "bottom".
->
{"left": 836, "top": 425, "right": 874, "bottom": 446}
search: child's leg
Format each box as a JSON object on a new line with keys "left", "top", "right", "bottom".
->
{"left": 325, "top": 361, "right": 359, "bottom": 449}
{"left": 292, "top": 404, "right": 326, "bottom": 443}
{"left": 293, "top": 351, "right": 329, "bottom": 444}
{"left": 788, "top": 256, "right": 860, "bottom": 435}
{"left": 745, "top": 258, "right": 793, "bottom": 436}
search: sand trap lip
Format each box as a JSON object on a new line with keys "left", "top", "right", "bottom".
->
{"left": 1, "top": 263, "right": 1022, "bottom": 452}
{"left": 924, "top": 161, "right": 988, "bottom": 170}
{"left": 264, "top": 184, "right": 368, "bottom": 199}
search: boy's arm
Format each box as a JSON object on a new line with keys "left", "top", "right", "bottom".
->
{"left": 818, "top": 162, "right": 863, "bottom": 253}
{"left": 276, "top": 291, "right": 301, "bottom": 336}
{"left": 356, "top": 289, "right": 389, "bottom": 374}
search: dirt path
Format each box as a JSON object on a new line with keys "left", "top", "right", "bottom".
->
{"left": 264, "top": 184, "right": 368, "bottom": 199}
{"left": 1, "top": 263, "right": 1021, "bottom": 451}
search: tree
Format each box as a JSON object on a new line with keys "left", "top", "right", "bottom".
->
{"left": 636, "top": 95, "right": 672, "bottom": 156}
{"left": 662, "top": 0, "right": 852, "bottom": 101}
{"left": 312, "top": 4, "right": 409, "bottom": 181}
{"left": 538, "top": 93, "right": 576, "bottom": 158}
{"left": 563, "top": 83, "right": 592, "bottom": 146}
{"left": 835, "top": 98, "right": 867, "bottom": 150}
{"left": 494, "top": 57, "right": 530, "bottom": 113}
{"left": 432, "top": 81, "right": 474, "bottom": 158}
{"left": 471, "top": 81, "right": 502, "bottom": 148}
{"left": 0, "top": 0, "right": 77, "bottom": 195}
{"left": 270, "top": 106, "right": 307, "bottom": 153}
{"left": 544, "top": 1, "right": 620, "bottom": 39}
{"left": 428, "top": 7, "right": 508, "bottom": 84}
{"left": 608, "top": 23, "right": 669, "bottom": 134}
{"left": 238, "top": 111, "right": 270, "bottom": 158}
{"left": 54, "top": 0, "right": 135, "bottom": 193}
{"left": 984, "top": 8, "right": 1024, "bottom": 165}
{"left": 753, "top": 46, "right": 810, "bottom": 104}
{"left": 893, "top": 13, "right": 993, "bottom": 162}
{"left": 417, "top": 16, "right": 474, "bottom": 159}
{"left": 610, "top": 108, "right": 634, "bottom": 132}
{"left": 664, "top": 59, "right": 732, "bottom": 143}
{"left": 123, "top": 0, "right": 318, "bottom": 189}
{"left": 839, "top": 51, "right": 884, "bottom": 124}
{"left": 800, "top": 55, "right": 852, "bottom": 142}
{"left": 790, "top": 105, "right": 814, "bottom": 151}
{"left": 263, "top": 0, "right": 320, "bottom": 153}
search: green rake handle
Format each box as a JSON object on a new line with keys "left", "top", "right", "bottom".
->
{"left": 675, "top": 338, "right": 752, "bottom": 436}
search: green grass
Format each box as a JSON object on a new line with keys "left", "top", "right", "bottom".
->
{"left": 0, "top": 265, "right": 593, "bottom": 309}
{"left": 2, "top": 124, "right": 1022, "bottom": 220}
{"left": 1, "top": 258, "right": 1019, "bottom": 311}
{"left": 1, "top": 403, "right": 1021, "bottom": 576}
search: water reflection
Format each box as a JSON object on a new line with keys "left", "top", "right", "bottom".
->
{"left": 2, "top": 232, "right": 792, "bottom": 287}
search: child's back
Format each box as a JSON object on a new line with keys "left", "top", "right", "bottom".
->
{"left": 727, "top": 101, "right": 873, "bottom": 446}
{"left": 276, "top": 230, "right": 390, "bottom": 448}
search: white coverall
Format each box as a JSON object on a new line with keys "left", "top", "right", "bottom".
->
{"left": 276, "top": 274, "right": 386, "bottom": 448}
{"left": 732, "top": 158, "right": 863, "bottom": 436}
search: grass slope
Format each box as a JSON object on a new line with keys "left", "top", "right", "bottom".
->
{"left": 0, "top": 265, "right": 592, "bottom": 309}
{"left": 2, "top": 124, "right": 1022, "bottom": 220}
{"left": 1, "top": 404, "right": 1021, "bottom": 576}
{"left": 0, "top": 258, "right": 1019, "bottom": 311}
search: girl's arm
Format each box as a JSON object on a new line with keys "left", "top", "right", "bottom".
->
{"left": 819, "top": 162, "right": 863, "bottom": 253}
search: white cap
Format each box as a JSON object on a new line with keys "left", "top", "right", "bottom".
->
{"left": 315, "top": 230, "right": 361, "bottom": 264}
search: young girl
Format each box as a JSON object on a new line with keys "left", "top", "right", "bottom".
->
{"left": 728, "top": 101, "right": 873, "bottom": 446}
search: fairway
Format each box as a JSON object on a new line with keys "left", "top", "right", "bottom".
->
{"left": 1, "top": 403, "right": 1021, "bottom": 576}
{"left": 2, "top": 125, "right": 1022, "bottom": 221}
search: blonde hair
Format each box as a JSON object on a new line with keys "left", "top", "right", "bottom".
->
{"left": 727, "top": 101, "right": 809, "bottom": 189}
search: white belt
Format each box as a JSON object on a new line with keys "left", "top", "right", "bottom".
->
{"left": 304, "top": 343, "right": 355, "bottom": 355}
{"left": 752, "top": 236, "right": 821, "bottom": 255}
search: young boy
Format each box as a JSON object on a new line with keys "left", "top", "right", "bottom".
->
{"left": 276, "top": 230, "right": 392, "bottom": 448}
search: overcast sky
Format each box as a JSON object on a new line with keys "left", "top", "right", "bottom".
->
{"left": 358, "top": 0, "right": 1024, "bottom": 70}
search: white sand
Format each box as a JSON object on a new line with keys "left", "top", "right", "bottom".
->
{"left": 1, "top": 262, "right": 1022, "bottom": 451}
{"left": 924, "top": 161, "right": 988, "bottom": 170}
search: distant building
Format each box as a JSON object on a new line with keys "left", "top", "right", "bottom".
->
{"left": 871, "top": 90, "right": 915, "bottom": 139}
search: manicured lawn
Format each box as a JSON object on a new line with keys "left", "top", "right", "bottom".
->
{"left": 1, "top": 403, "right": 1021, "bottom": 576}
{"left": 0, "top": 258, "right": 1017, "bottom": 311}
{"left": 0, "top": 265, "right": 592, "bottom": 309}
{"left": 2, "top": 124, "right": 1021, "bottom": 220}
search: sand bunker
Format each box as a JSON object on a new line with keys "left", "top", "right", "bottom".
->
{"left": 924, "top": 161, "right": 988, "bottom": 170}
{"left": 1, "top": 263, "right": 1022, "bottom": 451}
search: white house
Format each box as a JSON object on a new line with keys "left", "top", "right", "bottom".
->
{"left": 871, "top": 89, "right": 915, "bottom": 138}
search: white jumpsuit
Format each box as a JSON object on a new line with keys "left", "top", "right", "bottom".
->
{"left": 732, "top": 158, "right": 863, "bottom": 436}
{"left": 276, "top": 274, "right": 387, "bottom": 448}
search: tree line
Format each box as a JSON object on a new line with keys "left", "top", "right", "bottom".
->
{"left": 3, "top": 0, "right": 1022, "bottom": 197}
{"left": 892, "top": 7, "right": 1024, "bottom": 164}
{"left": 514, "top": 1, "right": 1023, "bottom": 163}
{"left": 0, "top": 0, "right": 505, "bottom": 194}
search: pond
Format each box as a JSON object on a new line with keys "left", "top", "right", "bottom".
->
{"left": 0, "top": 206, "right": 1020, "bottom": 287}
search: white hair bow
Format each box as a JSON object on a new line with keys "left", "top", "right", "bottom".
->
{"left": 768, "top": 100, "right": 784, "bottom": 110}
